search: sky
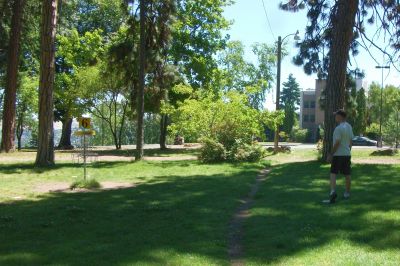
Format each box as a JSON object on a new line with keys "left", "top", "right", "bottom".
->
{"left": 223, "top": 0, "right": 400, "bottom": 109}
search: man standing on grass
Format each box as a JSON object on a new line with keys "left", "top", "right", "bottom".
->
{"left": 327, "top": 110, "right": 354, "bottom": 204}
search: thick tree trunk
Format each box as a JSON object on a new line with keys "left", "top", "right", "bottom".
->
{"left": 0, "top": 0, "right": 25, "bottom": 153}
{"left": 160, "top": 114, "right": 168, "bottom": 150}
{"left": 57, "top": 117, "right": 74, "bottom": 150}
{"left": 135, "top": 0, "right": 146, "bottom": 161}
{"left": 35, "top": 0, "right": 58, "bottom": 167}
{"left": 322, "top": 0, "right": 359, "bottom": 161}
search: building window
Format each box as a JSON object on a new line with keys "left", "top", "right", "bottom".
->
{"left": 303, "top": 115, "right": 309, "bottom": 122}
{"left": 310, "top": 101, "right": 316, "bottom": 108}
{"left": 303, "top": 101, "right": 309, "bottom": 108}
{"left": 310, "top": 114, "right": 315, "bottom": 123}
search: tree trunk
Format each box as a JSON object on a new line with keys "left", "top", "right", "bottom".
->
{"left": 160, "top": 114, "right": 168, "bottom": 150}
{"left": 135, "top": 0, "right": 146, "bottom": 161}
{"left": 0, "top": 0, "right": 25, "bottom": 153}
{"left": 35, "top": 0, "right": 58, "bottom": 167}
{"left": 16, "top": 110, "right": 24, "bottom": 151}
{"left": 322, "top": 0, "right": 359, "bottom": 161}
{"left": 58, "top": 117, "right": 74, "bottom": 150}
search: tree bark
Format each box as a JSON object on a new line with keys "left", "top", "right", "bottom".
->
{"left": 16, "top": 104, "right": 25, "bottom": 151}
{"left": 322, "top": 0, "right": 359, "bottom": 161}
{"left": 0, "top": 0, "right": 25, "bottom": 153}
{"left": 35, "top": 0, "right": 58, "bottom": 166}
{"left": 135, "top": 0, "right": 146, "bottom": 161}
{"left": 57, "top": 117, "right": 74, "bottom": 150}
{"left": 160, "top": 114, "right": 168, "bottom": 150}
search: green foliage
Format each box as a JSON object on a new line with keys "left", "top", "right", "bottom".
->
{"left": 59, "top": 0, "right": 126, "bottom": 35}
{"left": 367, "top": 83, "right": 400, "bottom": 145}
{"left": 281, "top": 74, "right": 300, "bottom": 134}
{"left": 280, "top": 1, "right": 400, "bottom": 77}
{"left": 229, "top": 141, "right": 267, "bottom": 163}
{"left": 55, "top": 28, "right": 105, "bottom": 125}
{"left": 16, "top": 73, "right": 39, "bottom": 149}
{"left": 354, "top": 87, "right": 367, "bottom": 135}
{"left": 199, "top": 137, "right": 227, "bottom": 163}
{"left": 260, "top": 109, "right": 285, "bottom": 132}
{"left": 168, "top": 91, "right": 263, "bottom": 147}
{"left": 366, "top": 123, "right": 380, "bottom": 140}
{"left": 291, "top": 126, "right": 308, "bottom": 143}
{"left": 70, "top": 179, "right": 101, "bottom": 190}
{"left": 217, "top": 41, "right": 276, "bottom": 109}
{"left": 76, "top": 62, "right": 129, "bottom": 149}
{"left": 171, "top": 0, "right": 233, "bottom": 89}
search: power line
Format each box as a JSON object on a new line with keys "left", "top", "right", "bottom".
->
{"left": 261, "top": 0, "right": 276, "bottom": 41}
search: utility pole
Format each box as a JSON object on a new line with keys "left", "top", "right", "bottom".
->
{"left": 274, "top": 36, "right": 282, "bottom": 151}
{"left": 274, "top": 31, "right": 300, "bottom": 152}
{"left": 375, "top": 64, "right": 390, "bottom": 148}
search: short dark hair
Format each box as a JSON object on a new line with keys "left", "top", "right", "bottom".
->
{"left": 334, "top": 109, "right": 347, "bottom": 118}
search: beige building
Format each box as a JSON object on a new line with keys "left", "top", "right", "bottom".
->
{"left": 299, "top": 80, "right": 326, "bottom": 142}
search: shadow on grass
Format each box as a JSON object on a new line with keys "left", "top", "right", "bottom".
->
{"left": 57, "top": 148, "right": 199, "bottom": 158}
{"left": 244, "top": 161, "right": 400, "bottom": 264}
{"left": 0, "top": 162, "right": 267, "bottom": 265}
{"left": 0, "top": 161, "right": 135, "bottom": 175}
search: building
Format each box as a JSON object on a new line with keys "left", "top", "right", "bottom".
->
{"left": 299, "top": 80, "right": 325, "bottom": 142}
{"left": 299, "top": 79, "right": 364, "bottom": 142}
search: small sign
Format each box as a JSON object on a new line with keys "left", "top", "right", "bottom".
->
{"left": 78, "top": 117, "right": 91, "bottom": 129}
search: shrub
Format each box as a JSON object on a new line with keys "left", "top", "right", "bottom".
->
{"left": 70, "top": 179, "right": 101, "bottom": 190}
{"left": 291, "top": 126, "right": 308, "bottom": 143}
{"left": 266, "top": 146, "right": 291, "bottom": 154}
{"left": 366, "top": 123, "right": 380, "bottom": 140}
{"left": 199, "top": 138, "right": 227, "bottom": 163}
{"left": 279, "top": 131, "right": 289, "bottom": 142}
{"left": 371, "top": 149, "right": 399, "bottom": 156}
{"left": 229, "top": 141, "right": 267, "bottom": 162}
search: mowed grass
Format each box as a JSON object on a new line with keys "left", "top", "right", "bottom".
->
{"left": 244, "top": 161, "right": 400, "bottom": 265}
{"left": 0, "top": 160, "right": 268, "bottom": 265}
{"left": 1, "top": 147, "right": 399, "bottom": 265}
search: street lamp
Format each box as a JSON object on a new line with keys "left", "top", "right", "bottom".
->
{"left": 274, "top": 30, "right": 301, "bottom": 151}
{"left": 375, "top": 64, "right": 390, "bottom": 148}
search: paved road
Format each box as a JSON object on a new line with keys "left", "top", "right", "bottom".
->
{"left": 260, "top": 142, "right": 391, "bottom": 150}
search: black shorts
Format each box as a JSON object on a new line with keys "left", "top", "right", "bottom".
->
{"left": 331, "top": 156, "right": 351, "bottom": 175}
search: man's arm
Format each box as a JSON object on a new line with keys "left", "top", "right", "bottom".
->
{"left": 327, "top": 139, "right": 340, "bottom": 163}
{"left": 331, "top": 140, "right": 341, "bottom": 155}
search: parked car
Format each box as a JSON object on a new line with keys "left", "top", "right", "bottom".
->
{"left": 352, "top": 136, "right": 378, "bottom": 146}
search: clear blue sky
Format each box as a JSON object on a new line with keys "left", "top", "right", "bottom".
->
{"left": 223, "top": 0, "right": 399, "bottom": 109}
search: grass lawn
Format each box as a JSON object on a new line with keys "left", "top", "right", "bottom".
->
{"left": 1, "top": 147, "right": 399, "bottom": 265}
{"left": 244, "top": 161, "right": 400, "bottom": 265}
{"left": 0, "top": 160, "right": 267, "bottom": 265}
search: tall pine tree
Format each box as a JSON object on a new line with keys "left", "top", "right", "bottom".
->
{"left": 35, "top": 0, "right": 58, "bottom": 166}
{"left": 280, "top": 0, "right": 400, "bottom": 160}
{"left": 280, "top": 74, "right": 300, "bottom": 135}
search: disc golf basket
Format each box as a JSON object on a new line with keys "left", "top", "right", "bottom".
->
{"left": 72, "top": 118, "right": 98, "bottom": 179}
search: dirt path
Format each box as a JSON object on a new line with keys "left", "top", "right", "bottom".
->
{"left": 228, "top": 169, "right": 270, "bottom": 266}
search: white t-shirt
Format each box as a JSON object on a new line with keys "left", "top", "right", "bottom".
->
{"left": 333, "top": 122, "right": 354, "bottom": 156}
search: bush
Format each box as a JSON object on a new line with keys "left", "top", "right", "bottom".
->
{"left": 366, "top": 123, "right": 380, "bottom": 140}
{"left": 291, "top": 126, "right": 308, "bottom": 143}
{"left": 371, "top": 149, "right": 398, "bottom": 156}
{"left": 70, "top": 179, "right": 101, "bottom": 190}
{"left": 199, "top": 138, "right": 227, "bottom": 163}
{"left": 266, "top": 146, "right": 291, "bottom": 154}
{"left": 229, "top": 141, "right": 267, "bottom": 162}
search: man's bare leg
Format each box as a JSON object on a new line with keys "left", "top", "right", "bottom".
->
{"left": 330, "top": 173, "right": 338, "bottom": 203}
{"left": 330, "top": 173, "right": 337, "bottom": 193}
{"left": 344, "top": 175, "right": 351, "bottom": 198}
